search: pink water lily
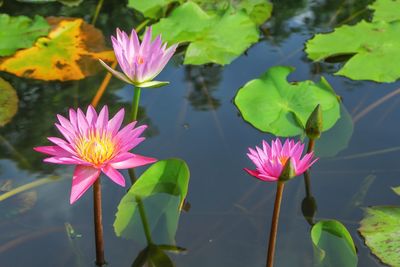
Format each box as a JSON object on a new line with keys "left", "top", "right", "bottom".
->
{"left": 245, "top": 139, "right": 318, "bottom": 182}
{"left": 99, "top": 27, "right": 178, "bottom": 88}
{"left": 34, "top": 106, "right": 157, "bottom": 204}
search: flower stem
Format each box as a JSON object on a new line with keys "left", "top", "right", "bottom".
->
{"left": 266, "top": 181, "right": 285, "bottom": 267}
{"left": 93, "top": 179, "right": 105, "bottom": 266}
{"left": 131, "top": 87, "right": 142, "bottom": 121}
{"left": 127, "top": 169, "right": 153, "bottom": 245}
{"left": 303, "top": 138, "right": 315, "bottom": 196}
{"left": 91, "top": 0, "right": 105, "bottom": 26}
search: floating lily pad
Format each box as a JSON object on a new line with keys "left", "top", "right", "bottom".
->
{"left": 311, "top": 220, "right": 358, "bottom": 267}
{"left": 114, "top": 158, "right": 190, "bottom": 245}
{"left": 0, "top": 17, "right": 115, "bottom": 81}
{"left": 16, "top": 0, "right": 83, "bottom": 6}
{"left": 234, "top": 66, "right": 340, "bottom": 137}
{"left": 0, "top": 14, "right": 50, "bottom": 57}
{"left": 152, "top": 2, "right": 259, "bottom": 65}
{"left": 306, "top": 19, "right": 400, "bottom": 83}
{"left": 370, "top": 0, "right": 400, "bottom": 22}
{"left": 0, "top": 77, "right": 18, "bottom": 127}
{"left": 129, "top": 0, "right": 272, "bottom": 25}
{"left": 392, "top": 186, "right": 400, "bottom": 195}
{"left": 359, "top": 206, "right": 400, "bottom": 266}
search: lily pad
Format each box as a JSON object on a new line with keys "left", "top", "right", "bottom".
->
{"left": 311, "top": 220, "right": 358, "bottom": 267}
{"left": 0, "top": 14, "right": 50, "bottom": 57}
{"left": 0, "top": 17, "right": 115, "bottom": 81}
{"left": 306, "top": 19, "right": 400, "bottom": 83}
{"left": 16, "top": 0, "right": 83, "bottom": 6}
{"left": 0, "top": 77, "right": 18, "bottom": 127}
{"left": 129, "top": 0, "right": 272, "bottom": 25}
{"left": 114, "top": 158, "right": 190, "bottom": 245}
{"left": 359, "top": 206, "right": 400, "bottom": 266}
{"left": 151, "top": 1, "right": 259, "bottom": 65}
{"left": 392, "top": 186, "right": 400, "bottom": 195}
{"left": 370, "top": 0, "right": 400, "bottom": 22}
{"left": 234, "top": 66, "right": 341, "bottom": 137}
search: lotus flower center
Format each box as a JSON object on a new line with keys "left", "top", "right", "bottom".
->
{"left": 137, "top": 56, "right": 144, "bottom": 65}
{"left": 75, "top": 132, "right": 115, "bottom": 165}
{"left": 279, "top": 156, "right": 289, "bottom": 166}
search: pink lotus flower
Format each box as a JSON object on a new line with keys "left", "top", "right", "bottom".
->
{"left": 99, "top": 27, "right": 178, "bottom": 88}
{"left": 245, "top": 139, "right": 318, "bottom": 182}
{"left": 34, "top": 106, "right": 157, "bottom": 204}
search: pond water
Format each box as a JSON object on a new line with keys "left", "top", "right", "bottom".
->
{"left": 0, "top": 0, "right": 399, "bottom": 266}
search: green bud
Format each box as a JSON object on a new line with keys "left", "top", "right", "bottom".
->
{"left": 278, "top": 159, "right": 295, "bottom": 182}
{"left": 306, "top": 104, "right": 323, "bottom": 140}
{"left": 302, "top": 196, "right": 317, "bottom": 226}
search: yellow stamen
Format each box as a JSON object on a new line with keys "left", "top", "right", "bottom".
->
{"left": 279, "top": 156, "right": 289, "bottom": 166}
{"left": 75, "top": 131, "right": 115, "bottom": 165}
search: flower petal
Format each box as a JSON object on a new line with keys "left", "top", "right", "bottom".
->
{"left": 99, "top": 59, "right": 133, "bottom": 84}
{"left": 70, "top": 165, "right": 101, "bottom": 204}
{"left": 110, "top": 153, "right": 157, "bottom": 169}
{"left": 34, "top": 146, "right": 71, "bottom": 157}
{"left": 102, "top": 165, "right": 125, "bottom": 187}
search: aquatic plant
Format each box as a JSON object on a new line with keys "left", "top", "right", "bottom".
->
{"left": 34, "top": 105, "right": 156, "bottom": 204}
{"left": 99, "top": 27, "right": 177, "bottom": 88}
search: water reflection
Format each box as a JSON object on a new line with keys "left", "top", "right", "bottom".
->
{"left": 184, "top": 65, "right": 222, "bottom": 111}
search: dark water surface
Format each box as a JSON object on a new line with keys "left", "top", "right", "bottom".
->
{"left": 1, "top": 0, "right": 399, "bottom": 266}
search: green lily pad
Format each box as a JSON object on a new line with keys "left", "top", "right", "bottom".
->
{"left": 392, "top": 186, "right": 400, "bottom": 195}
{"left": 129, "top": 0, "right": 272, "bottom": 25}
{"left": 234, "top": 66, "right": 340, "bottom": 137}
{"left": 16, "top": 0, "right": 83, "bottom": 6}
{"left": 0, "top": 77, "right": 18, "bottom": 127}
{"left": 359, "top": 206, "right": 400, "bottom": 266}
{"left": 306, "top": 19, "right": 400, "bottom": 83}
{"left": 370, "top": 0, "right": 400, "bottom": 22}
{"left": 311, "top": 220, "right": 358, "bottom": 267}
{"left": 152, "top": 2, "right": 259, "bottom": 65}
{"left": 114, "top": 158, "right": 190, "bottom": 245}
{"left": 0, "top": 14, "right": 50, "bottom": 57}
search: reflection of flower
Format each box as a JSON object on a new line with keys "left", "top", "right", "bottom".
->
{"left": 99, "top": 27, "right": 178, "bottom": 88}
{"left": 34, "top": 106, "right": 156, "bottom": 204}
{"left": 244, "top": 139, "right": 317, "bottom": 182}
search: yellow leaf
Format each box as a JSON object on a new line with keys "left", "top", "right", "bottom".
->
{"left": 0, "top": 17, "right": 115, "bottom": 81}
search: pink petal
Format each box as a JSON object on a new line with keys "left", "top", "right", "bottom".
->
{"left": 34, "top": 146, "right": 71, "bottom": 157}
{"left": 102, "top": 165, "right": 125, "bottom": 187}
{"left": 70, "top": 165, "right": 101, "bottom": 204}
{"left": 44, "top": 156, "right": 82, "bottom": 165}
{"left": 110, "top": 153, "right": 157, "bottom": 169}
{"left": 107, "top": 108, "right": 125, "bottom": 136}
{"left": 86, "top": 105, "right": 98, "bottom": 126}
{"left": 47, "top": 137, "right": 77, "bottom": 155}
{"left": 99, "top": 59, "right": 133, "bottom": 84}
{"left": 96, "top": 106, "right": 109, "bottom": 134}
{"left": 77, "top": 108, "right": 89, "bottom": 135}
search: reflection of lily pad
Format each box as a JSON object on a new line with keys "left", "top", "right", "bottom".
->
{"left": 0, "top": 14, "right": 50, "bottom": 57}
{"left": 0, "top": 17, "right": 115, "bottom": 81}
{"left": 234, "top": 66, "right": 340, "bottom": 137}
{"left": 0, "top": 77, "right": 18, "bottom": 127}
{"left": 0, "top": 180, "right": 37, "bottom": 218}
{"left": 359, "top": 206, "right": 400, "bottom": 267}
{"left": 152, "top": 2, "right": 259, "bottom": 65}
{"left": 315, "top": 104, "right": 353, "bottom": 157}
{"left": 311, "top": 220, "right": 358, "bottom": 267}
{"left": 306, "top": 19, "right": 400, "bottom": 83}
{"left": 114, "top": 159, "right": 190, "bottom": 245}
{"left": 369, "top": 0, "right": 400, "bottom": 22}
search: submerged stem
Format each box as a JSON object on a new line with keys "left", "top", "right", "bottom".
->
{"left": 127, "top": 169, "right": 153, "bottom": 245}
{"left": 93, "top": 179, "right": 105, "bottom": 266}
{"left": 131, "top": 87, "right": 142, "bottom": 121}
{"left": 266, "top": 181, "right": 285, "bottom": 267}
{"left": 91, "top": 0, "right": 105, "bottom": 26}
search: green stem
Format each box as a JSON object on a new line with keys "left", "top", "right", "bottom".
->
{"left": 91, "top": 0, "right": 105, "bottom": 26}
{"left": 135, "top": 19, "right": 150, "bottom": 33}
{"left": 266, "top": 181, "right": 285, "bottom": 267}
{"left": 131, "top": 87, "right": 142, "bottom": 121}
{"left": 127, "top": 169, "right": 153, "bottom": 245}
{"left": 303, "top": 138, "right": 315, "bottom": 195}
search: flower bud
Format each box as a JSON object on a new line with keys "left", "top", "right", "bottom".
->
{"left": 278, "top": 159, "right": 295, "bottom": 182}
{"left": 306, "top": 104, "right": 323, "bottom": 140}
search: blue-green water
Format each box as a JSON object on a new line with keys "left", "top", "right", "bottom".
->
{"left": 1, "top": 0, "right": 399, "bottom": 266}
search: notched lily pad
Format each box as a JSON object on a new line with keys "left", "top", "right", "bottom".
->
{"left": 0, "top": 14, "right": 50, "bottom": 57}
{"left": 359, "top": 206, "right": 400, "bottom": 266}
{"left": 234, "top": 66, "right": 341, "bottom": 137}
{"left": 306, "top": 19, "right": 400, "bottom": 83}
{"left": 0, "top": 77, "right": 18, "bottom": 127}
{"left": 0, "top": 17, "right": 115, "bottom": 81}
{"left": 369, "top": 0, "right": 400, "bottom": 22}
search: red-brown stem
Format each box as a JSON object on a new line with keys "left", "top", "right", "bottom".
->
{"left": 93, "top": 179, "right": 105, "bottom": 266}
{"left": 266, "top": 181, "right": 285, "bottom": 267}
{"left": 307, "top": 138, "right": 315, "bottom": 154}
